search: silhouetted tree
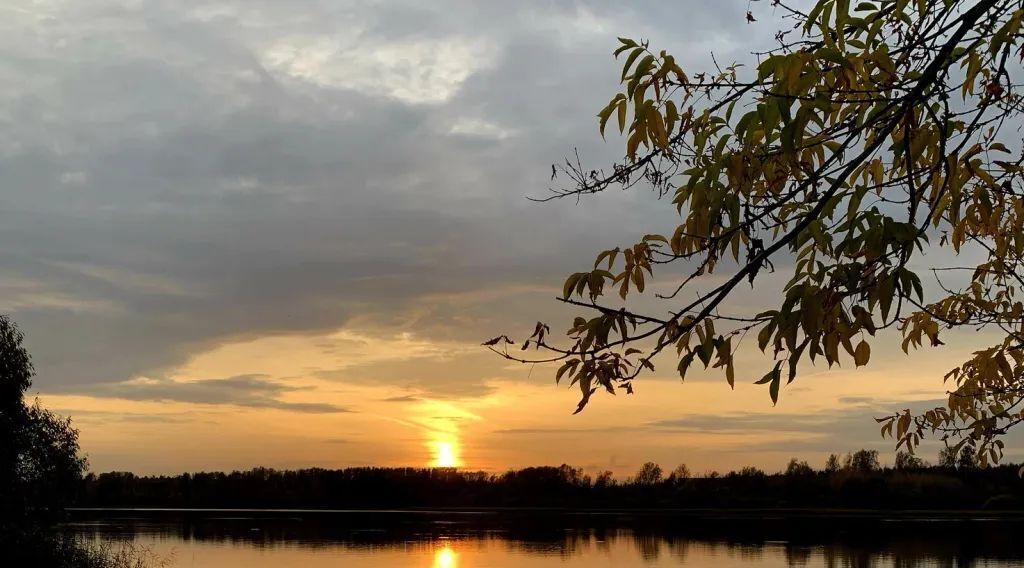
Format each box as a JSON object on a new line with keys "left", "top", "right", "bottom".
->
{"left": 593, "top": 470, "right": 615, "bottom": 489}
{"left": 0, "top": 315, "right": 85, "bottom": 528}
{"left": 938, "top": 447, "right": 958, "bottom": 469}
{"left": 824, "top": 454, "right": 842, "bottom": 474}
{"left": 846, "top": 450, "right": 881, "bottom": 474}
{"left": 79, "top": 459, "right": 1024, "bottom": 511}
{"left": 633, "top": 462, "right": 663, "bottom": 485}
{"left": 667, "top": 464, "right": 691, "bottom": 484}
{"left": 0, "top": 316, "right": 104, "bottom": 566}
{"left": 957, "top": 446, "right": 978, "bottom": 470}
{"left": 785, "top": 458, "right": 813, "bottom": 476}
{"left": 20, "top": 402, "right": 86, "bottom": 517}
{"left": 894, "top": 451, "right": 925, "bottom": 470}
{"left": 733, "top": 466, "right": 766, "bottom": 478}
{"left": 0, "top": 316, "right": 36, "bottom": 522}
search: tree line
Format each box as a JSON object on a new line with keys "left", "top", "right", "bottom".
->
{"left": 81, "top": 449, "right": 1023, "bottom": 511}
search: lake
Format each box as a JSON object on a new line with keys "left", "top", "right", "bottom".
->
{"left": 67, "top": 509, "right": 1024, "bottom": 567}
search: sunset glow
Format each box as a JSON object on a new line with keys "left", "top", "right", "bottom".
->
{"left": 432, "top": 440, "right": 460, "bottom": 468}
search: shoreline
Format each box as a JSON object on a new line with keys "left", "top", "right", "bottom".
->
{"left": 66, "top": 506, "right": 1024, "bottom": 520}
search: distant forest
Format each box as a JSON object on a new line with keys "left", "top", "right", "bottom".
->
{"left": 80, "top": 449, "right": 1024, "bottom": 511}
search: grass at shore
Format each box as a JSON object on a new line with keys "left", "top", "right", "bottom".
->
{"left": 11, "top": 531, "right": 166, "bottom": 568}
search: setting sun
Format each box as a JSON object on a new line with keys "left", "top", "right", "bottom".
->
{"left": 431, "top": 440, "right": 460, "bottom": 468}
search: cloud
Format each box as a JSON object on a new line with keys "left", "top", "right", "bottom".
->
{"left": 0, "top": 0, "right": 874, "bottom": 414}
{"left": 381, "top": 395, "right": 420, "bottom": 403}
{"left": 489, "top": 395, "right": 996, "bottom": 458}
{"left": 493, "top": 426, "right": 640, "bottom": 435}
{"left": 263, "top": 35, "right": 496, "bottom": 104}
{"left": 2, "top": 0, "right": 738, "bottom": 397}
{"left": 647, "top": 413, "right": 838, "bottom": 433}
{"left": 642, "top": 398, "right": 954, "bottom": 454}
{"left": 78, "top": 374, "right": 352, "bottom": 414}
{"left": 52, "top": 409, "right": 197, "bottom": 425}
{"left": 448, "top": 117, "right": 516, "bottom": 140}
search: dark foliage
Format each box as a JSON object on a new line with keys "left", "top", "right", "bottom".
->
{"left": 0, "top": 315, "right": 86, "bottom": 528}
{"left": 0, "top": 315, "right": 125, "bottom": 566}
{"left": 6, "top": 527, "right": 156, "bottom": 568}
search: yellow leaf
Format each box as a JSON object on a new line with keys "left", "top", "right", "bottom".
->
{"left": 648, "top": 107, "right": 670, "bottom": 149}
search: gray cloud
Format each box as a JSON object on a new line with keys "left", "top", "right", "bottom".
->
{"left": 0, "top": 0, "right": 789, "bottom": 406}
{"left": 646, "top": 410, "right": 881, "bottom": 434}
{"left": 49, "top": 409, "right": 199, "bottom": 425}
{"left": 494, "top": 397, "right": 1008, "bottom": 459}
{"left": 381, "top": 395, "right": 419, "bottom": 403}
{"left": 494, "top": 426, "right": 642, "bottom": 435}
{"left": 647, "top": 395, "right": 946, "bottom": 430}
{"left": 77, "top": 374, "right": 352, "bottom": 414}
{"left": 645, "top": 398, "right": 1024, "bottom": 458}
{"left": 836, "top": 396, "right": 881, "bottom": 406}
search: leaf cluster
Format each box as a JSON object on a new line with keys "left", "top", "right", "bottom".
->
{"left": 493, "top": 0, "right": 1024, "bottom": 464}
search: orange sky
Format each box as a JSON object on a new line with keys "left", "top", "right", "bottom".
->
{"left": 40, "top": 293, "right": 1013, "bottom": 476}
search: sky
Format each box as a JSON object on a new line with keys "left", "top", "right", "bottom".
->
{"left": 3, "top": 0, "right": 1020, "bottom": 476}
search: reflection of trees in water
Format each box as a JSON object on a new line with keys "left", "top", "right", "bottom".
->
{"left": 664, "top": 537, "right": 690, "bottom": 564}
{"left": 833, "top": 549, "right": 876, "bottom": 568}
{"left": 631, "top": 533, "right": 660, "bottom": 562}
{"left": 725, "top": 543, "right": 767, "bottom": 564}
{"left": 784, "top": 544, "right": 812, "bottom": 566}
{"left": 69, "top": 516, "right": 1024, "bottom": 565}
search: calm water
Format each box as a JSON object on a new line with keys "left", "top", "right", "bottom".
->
{"left": 67, "top": 510, "right": 1024, "bottom": 567}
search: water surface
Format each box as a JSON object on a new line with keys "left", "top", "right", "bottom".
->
{"left": 68, "top": 510, "right": 1024, "bottom": 567}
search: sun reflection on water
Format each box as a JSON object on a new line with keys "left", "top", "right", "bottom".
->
{"left": 433, "top": 545, "right": 458, "bottom": 568}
